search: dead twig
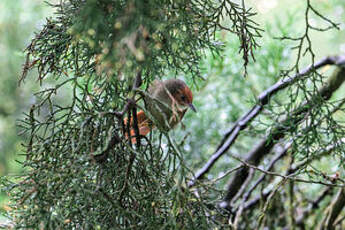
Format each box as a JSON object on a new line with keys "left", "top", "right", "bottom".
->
{"left": 190, "top": 55, "right": 345, "bottom": 186}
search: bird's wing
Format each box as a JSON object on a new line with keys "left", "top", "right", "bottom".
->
{"left": 148, "top": 79, "right": 163, "bottom": 95}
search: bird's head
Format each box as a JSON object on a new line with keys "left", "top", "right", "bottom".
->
{"left": 164, "top": 79, "right": 197, "bottom": 113}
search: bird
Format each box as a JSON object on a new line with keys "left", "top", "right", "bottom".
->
{"left": 124, "top": 79, "right": 196, "bottom": 143}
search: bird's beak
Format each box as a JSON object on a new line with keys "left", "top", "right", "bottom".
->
{"left": 188, "top": 103, "right": 197, "bottom": 113}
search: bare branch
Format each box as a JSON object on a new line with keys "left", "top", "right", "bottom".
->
{"left": 189, "top": 55, "right": 345, "bottom": 186}
{"left": 221, "top": 66, "right": 345, "bottom": 206}
{"left": 294, "top": 187, "right": 333, "bottom": 229}
{"left": 318, "top": 188, "right": 345, "bottom": 230}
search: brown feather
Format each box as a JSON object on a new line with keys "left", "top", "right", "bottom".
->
{"left": 125, "top": 79, "right": 194, "bottom": 143}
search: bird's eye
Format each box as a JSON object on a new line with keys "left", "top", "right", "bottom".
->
{"left": 181, "top": 95, "right": 186, "bottom": 101}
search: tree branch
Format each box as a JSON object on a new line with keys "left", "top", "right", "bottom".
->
{"left": 294, "top": 187, "right": 333, "bottom": 229}
{"left": 318, "top": 188, "right": 345, "bottom": 230}
{"left": 241, "top": 140, "right": 342, "bottom": 215}
{"left": 221, "top": 65, "right": 345, "bottom": 206}
{"left": 190, "top": 55, "right": 345, "bottom": 186}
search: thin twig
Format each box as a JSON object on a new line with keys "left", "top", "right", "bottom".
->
{"left": 190, "top": 55, "right": 345, "bottom": 186}
{"left": 230, "top": 154, "right": 345, "bottom": 187}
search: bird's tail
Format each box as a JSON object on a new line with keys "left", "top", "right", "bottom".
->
{"left": 123, "top": 110, "right": 154, "bottom": 143}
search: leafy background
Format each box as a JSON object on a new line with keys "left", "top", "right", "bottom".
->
{"left": 0, "top": 0, "right": 344, "bottom": 223}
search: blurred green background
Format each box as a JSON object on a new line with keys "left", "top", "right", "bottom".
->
{"left": 0, "top": 0, "right": 344, "bottom": 214}
{"left": 0, "top": 0, "right": 52, "bottom": 208}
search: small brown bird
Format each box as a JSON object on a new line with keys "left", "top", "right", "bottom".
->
{"left": 125, "top": 79, "right": 196, "bottom": 142}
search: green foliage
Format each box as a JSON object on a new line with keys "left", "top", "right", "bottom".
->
{"left": 0, "top": 0, "right": 45, "bottom": 174}
{"left": 5, "top": 0, "right": 262, "bottom": 228}
{"left": 0, "top": 0, "right": 51, "bottom": 212}
{"left": 22, "top": 0, "right": 261, "bottom": 92}
{"left": 2, "top": 0, "right": 345, "bottom": 229}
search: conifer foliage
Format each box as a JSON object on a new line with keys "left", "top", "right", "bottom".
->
{"left": 3, "top": 0, "right": 345, "bottom": 229}
{"left": 8, "top": 0, "right": 260, "bottom": 228}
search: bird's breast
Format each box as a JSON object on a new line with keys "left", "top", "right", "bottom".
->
{"left": 145, "top": 96, "right": 186, "bottom": 132}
